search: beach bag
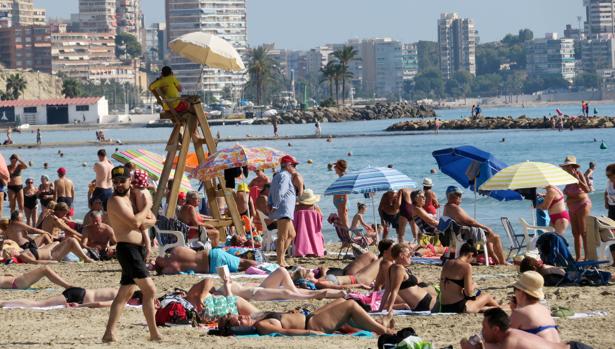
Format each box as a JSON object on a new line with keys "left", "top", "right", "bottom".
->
{"left": 378, "top": 327, "right": 418, "bottom": 349}
{"left": 396, "top": 336, "right": 433, "bottom": 349}
{"left": 536, "top": 233, "right": 572, "bottom": 267}
{"left": 155, "top": 293, "right": 198, "bottom": 326}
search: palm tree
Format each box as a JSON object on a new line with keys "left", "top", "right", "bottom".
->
{"left": 319, "top": 61, "right": 337, "bottom": 101}
{"left": 62, "top": 78, "right": 82, "bottom": 98}
{"left": 246, "top": 45, "right": 278, "bottom": 105}
{"left": 333, "top": 45, "right": 358, "bottom": 105}
{"left": 6, "top": 73, "right": 27, "bottom": 100}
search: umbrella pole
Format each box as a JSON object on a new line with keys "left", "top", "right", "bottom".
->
{"left": 371, "top": 195, "right": 379, "bottom": 243}
{"left": 473, "top": 181, "right": 477, "bottom": 219}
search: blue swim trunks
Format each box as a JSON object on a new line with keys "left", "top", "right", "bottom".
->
{"left": 208, "top": 248, "right": 240, "bottom": 274}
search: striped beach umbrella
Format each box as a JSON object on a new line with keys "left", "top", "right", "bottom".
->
{"left": 194, "top": 144, "right": 286, "bottom": 181}
{"left": 112, "top": 149, "right": 193, "bottom": 192}
{"left": 324, "top": 167, "right": 417, "bottom": 196}
{"left": 479, "top": 161, "right": 578, "bottom": 191}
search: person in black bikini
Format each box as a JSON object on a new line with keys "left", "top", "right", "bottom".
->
{"left": 23, "top": 178, "right": 39, "bottom": 226}
{"left": 0, "top": 287, "right": 142, "bottom": 308}
{"left": 219, "top": 298, "right": 396, "bottom": 336}
{"left": 380, "top": 243, "right": 439, "bottom": 313}
{"left": 7, "top": 154, "right": 28, "bottom": 213}
{"left": 439, "top": 242, "right": 499, "bottom": 313}
{"left": 37, "top": 175, "right": 55, "bottom": 212}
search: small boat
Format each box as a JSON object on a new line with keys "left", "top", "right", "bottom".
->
{"left": 146, "top": 119, "right": 173, "bottom": 128}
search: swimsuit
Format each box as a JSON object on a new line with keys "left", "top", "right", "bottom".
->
{"left": 333, "top": 195, "right": 347, "bottom": 209}
{"left": 440, "top": 272, "right": 469, "bottom": 313}
{"left": 38, "top": 187, "right": 54, "bottom": 208}
{"left": 57, "top": 196, "right": 73, "bottom": 208}
{"left": 24, "top": 192, "right": 38, "bottom": 209}
{"left": 91, "top": 187, "right": 113, "bottom": 210}
{"left": 19, "top": 240, "right": 39, "bottom": 260}
{"left": 7, "top": 185, "right": 23, "bottom": 194}
{"left": 399, "top": 196, "right": 413, "bottom": 222}
{"left": 521, "top": 325, "right": 559, "bottom": 335}
{"left": 116, "top": 242, "right": 149, "bottom": 285}
{"left": 547, "top": 188, "right": 570, "bottom": 223}
{"left": 564, "top": 184, "right": 592, "bottom": 214}
{"left": 380, "top": 210, "right": 400, "bottom": 229}
{"left": 62, "top": 287, "right": 86, "bottom": 304}
{"left": 325, "top": 274, "right": 357, "bottom": 285}
{"left": 208, "top": 248, "right": 240, "bottom": 274}
{"left": 424, "top": 192, "right": 437, "bottom": 215}
{"left": 394, "top": 268, "right": 433, "bottom": 312}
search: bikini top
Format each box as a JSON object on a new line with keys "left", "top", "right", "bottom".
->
{"left": 548, "top": 188, "right": 564, "bottom": 209}
{"left": 262, "top": 311, "right": 284, "bottom": 322}
{"left": 444, "top": 276, "right": 465, "bottom": 288}
{"left": 563, "top": 183, "right": 584, "bottom": 196}
{"left": 392, "top": 267, "right": 419, "bottom": 290}
{"left": 521, "top": 325, "right": 559, "bottom": 335}
{"left": 9, "top": 166, "right": 22, "bottom": 178}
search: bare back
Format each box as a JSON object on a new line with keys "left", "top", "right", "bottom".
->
{"left": 94, "top": 160, "right": 113, "bottom": 189}
{"left": 54, "top": 178, "right": 74, "bottom": 198}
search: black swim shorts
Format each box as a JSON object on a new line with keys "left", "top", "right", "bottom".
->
{"left": 62, "top": 287, "right": 86, "bottom": 304}
{"left": 116, "top": 242, "right": 149, "bottom": 285}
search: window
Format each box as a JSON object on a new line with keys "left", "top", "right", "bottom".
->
{"left": 24, "top": 106, "right": 37, "bottom": 113}
{"left": 76, "top": 105, "right": 89, "bottom": 111}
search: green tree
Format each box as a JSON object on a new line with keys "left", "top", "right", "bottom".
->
{"left": 574, "top": 72, "right": 601, "bottom": 89}
{"left": 412, "top": 69, "right": 444, "bottom": 99}
{"left": 416, "top": 41, "right": 439, "bottom": 72}
{"left": 245, "top": 45, "right": 278, "bottom": 105}
{"left": 332, "top": 45, "right": 358, "bottom": 105}
{"left": 518, "top": 29, "right": 534, "bottom": 42}
{"left": 62, "top": 78, "right": 83, "bottom": 98}
{"left": 5, "top": 73, "right": 27, "bottom": 100}
{"left": 320, "top": 61, "right": 337, "bottom": 101}
{"left": 115, "top": 32, "right": 142, "bottom": 59}
{"left": 472, "top": 74, "right": 502, "bottom": 96}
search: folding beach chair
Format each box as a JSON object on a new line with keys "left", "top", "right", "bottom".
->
{"left": 439, "top": 216, "right": 489, "bottom": 266}
{"left": 585, "top": 215, "right": 615, "bottom": 263}
{"left": 500, "top": 217, "right": 527, "bottom": 260}
{"left": 327, "top": 213, "right": 370, "bottom": 259}
{"left": 155, "top": 215, "right": 210, "bottom": 254}
{"left": 519, "top": 218, "right": 555, "bottom": 252}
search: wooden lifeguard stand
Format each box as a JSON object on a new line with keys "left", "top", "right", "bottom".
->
{"left": 151, "top": 94, "right": 245, "bottom": 240}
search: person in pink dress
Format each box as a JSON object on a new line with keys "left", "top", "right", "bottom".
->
{"left": 293, "top": 189, "right": 325, "bottom": 257}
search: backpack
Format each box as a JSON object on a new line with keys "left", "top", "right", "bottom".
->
{"left": 536, "top": 233, "right": 572, "bottom": 267}
{"left": 155, "top": 293, "right": 198, "bottom": 326}
{"left": 378, "top": 327, "right": 418, "bottom": 349}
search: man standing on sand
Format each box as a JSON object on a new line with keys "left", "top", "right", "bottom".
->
{"left": 102, "top": 166, "right": 161, "bottom": 343}
{"left": 54, "top": 168, "right": 74, "bottom": 215}
{"left": 269, "top": 155, "right": 299, "bottom": 267}
{"left": 92, "top": 149, "right": 114, "bottom": 210}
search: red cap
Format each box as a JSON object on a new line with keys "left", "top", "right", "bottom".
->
{"left": 280, "top": 155, "right": 299, "bottom": 166}
{"left": 178, "top": 192, "right": 187, "bottom": 200}
{"left": 57, "top": 167, "right": 66, "bottom": 175}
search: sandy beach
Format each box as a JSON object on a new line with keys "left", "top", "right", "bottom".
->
{"left": 1, "top": 243, "right": 614, "bottom": 349}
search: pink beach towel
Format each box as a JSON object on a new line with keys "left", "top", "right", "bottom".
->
{"left": 293, "top": 209, "right": 325, "bottom": 257}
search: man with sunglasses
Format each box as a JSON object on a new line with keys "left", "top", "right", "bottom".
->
{"left": 102, "top": 166, "right": 161, "bottom": 343}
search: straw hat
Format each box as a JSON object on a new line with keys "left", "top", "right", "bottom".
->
{"left": 512, "top": 271, "right": 545, "bottom": 300}
{"left": 298, "top": 189, "right": 321, "bottom": 205}
{"left": 560, "top": 155, "right": 580, "bottom": 168}
{"left": 423, "top": 178, "right": 433, "bottom": 187}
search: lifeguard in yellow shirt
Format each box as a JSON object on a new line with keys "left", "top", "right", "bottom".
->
{"left": 149, "top": 66, "right": 190, "bottom": 113}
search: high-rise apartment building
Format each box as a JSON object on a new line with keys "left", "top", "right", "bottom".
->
{"left": 306, "top": 45, "right": 333, "bottom": 75}
{"left": 165, "top": 0, "right": 248, "bottom": 99}
{"left": 117, "top": 0, "right": 144, "bottom": 44}
{"left": 584, "top": 0, "right": 615, "bottom": 39}
{"left": 402, "top": 43, "right": 418, "bottom": 82}
{"left": 146, "top": 22, "right": 167, "bottom": 62}
{"left": 526, "top": 33, "right": 576, "bottom": 83}
{"left": 580, "top": 37, "right": 615, "bottom": 71}
{"left": 359, "top": 38, "right": 403, "bottom": 97}
{"left": 0, "top": 0, "right": 46, "bottom": 27}
{"left": 437, "top": 12, "right": 477, "bottom": 80}
{"left": 78, "top": 0, "right": 116, "bottom": 33}
{"left": 0, "top": 25, "right": 51, "bottom": 72}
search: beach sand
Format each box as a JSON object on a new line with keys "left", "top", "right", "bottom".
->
{"left": 1, "top": 245, "right": 614, "bottom": 349}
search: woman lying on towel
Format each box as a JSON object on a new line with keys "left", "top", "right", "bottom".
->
{"left": 0, "top": 266, "right": 73, "bottom": 289}
{"left": 0, "top": 287, "right": 142, "bottom": 308}
{"left": 218, "top": 267, "right": 345, "bottom": 301}
{"left": 380, "top": 243, "right": 439, "bottom": 313}
{"left": 3, "top": 237, "right": 95, "bottom": 264}
{"left": 439, "top": 242, "right": 499, "bottom": 313}
{"left": 218, "top": 299, "right": 396, "bottom": 336}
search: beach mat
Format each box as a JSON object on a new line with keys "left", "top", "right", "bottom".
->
{"left": 554, "top": 311, "right": 608, "bottom": 319}
{"left": 237, "top": 330, "right": 374, "bottom": 338}
{"left": 2, "top": 304, "right": 142, "bottom": 311}
{"left": 194, "top": 273, "right": 268, "bottom": 280}
{"left": 412, "top": 257, "right": 443, "bottom": 266}
{"left": 369, "top": 310, "right": 456, "bottom": 316}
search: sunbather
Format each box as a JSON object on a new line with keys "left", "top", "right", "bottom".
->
{"left": 218, "top": 298, "right": 396, "bottom": 336}
{"left": 6, "top": 237, "right": 95, "bottom": 264}
{"left": 509, "top": 271, "right": 561, "bottom": 343}
{"left": 439, "top": 242, "right": 499, "bottom": 313}
{"left": 373, "top": 239, "right": 395, "bottom": 290}
{"left": 218, "top": 267, "right": 344, "bottom": 301}
{"left": 519, "top": 256, "right": 567, "bottom": 286}
{"left": 291, "top": 252, "right": 382, "bottom": 290}
{"left": 0, "top": 266, "right": 72, "bottom": 289}
{"left": 380, "top": 243, "right": 438, "bottom": 313}
{"left": 153, "top": 246, "right": 257, "bottom": 274}
{"left": 174, "top": 278, "right": 260, "bottom": 318}
{"left": 0, "top": 287, "right": 142, "bottom": 308}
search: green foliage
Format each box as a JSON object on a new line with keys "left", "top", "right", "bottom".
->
{"left": 245, "top": 45, "right": 281, "bottom": 105}
{"left": 62, "top": 78, "right": 83, "bottom": 98}
{"left": 574, "top": 72, "right": 600, "bottom": 89}
{"left": 412, "top": 69, "right": 444, "bottom": 99}
{"left": 472, "top": 74, "right": 502, "bottom": 96}
{"left": 4, "top": 73, "right": 27, "bottom": 100}
{"left": 417, "top": 41, "right": 439, "bottom": 72}
{"left": 115, "top": 32, "right": 142, "bottom": 59}
{"left": 332, "top": 45, "right": 358, "bottom": 104}
{"left": 319, "top": 98, "right": 336, "bottom": 107}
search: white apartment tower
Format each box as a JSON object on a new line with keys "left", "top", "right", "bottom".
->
{"left": 116, "top": 0, "right": 144, "bottom": 44}
{"left": 0, "top": 0, "right": 46, "bottom": 27}
{"left": 584, "top": 0, "right": 615, "bottom": 39}
{"left": 438, "top": 12, "right": 476, "bottom": 80}
{"left": 526, "top": 33, "right": 576, "bottom": 83}
{"left": 165, "top": 0, "right": 248, "bottom": 100}
{"left": 78, "top": 0, "right": 117, "bottom": 33}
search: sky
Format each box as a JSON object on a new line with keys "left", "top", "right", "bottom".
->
{"left": 35, "top": 0, "right": 584, "bottom": 49}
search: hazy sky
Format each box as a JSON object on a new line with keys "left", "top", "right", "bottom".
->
{"left": 35, "top": 0, "right": 584, "bottom": 49}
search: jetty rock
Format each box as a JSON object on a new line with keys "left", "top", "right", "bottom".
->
{"left": 386, "top": 115, "right": 615, "bottom": 131}
{"left": 253, "top": 102, "right": 435, "bottom": 125}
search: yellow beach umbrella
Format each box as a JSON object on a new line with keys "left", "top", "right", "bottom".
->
{"left": 169, "top": 32, "right": 245, "bottom": 72}
{"left": 479, "top": 161, "right": 578, "bottom": 190}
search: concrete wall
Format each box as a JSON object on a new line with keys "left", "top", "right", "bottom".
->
{"left": 16, "top": 98, "right": 108, "bottom": 125}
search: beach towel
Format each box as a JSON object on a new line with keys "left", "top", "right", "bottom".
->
{"left": 293, "top": 209, "right": 325, "bottom": 257}
{"left": 196, "top": 273, "right": 268, "bottom": 280}
{"left": 411, "top": 257, "right": 443, "bottom": 266}
{"left": 2, "top": 304, "right": 142, "bottom": 310}
{"left": 553, "top": 310, "right": 608, "bottom": 319}
{"left": 237, "top": 330, "right": 374, "bottom": 338}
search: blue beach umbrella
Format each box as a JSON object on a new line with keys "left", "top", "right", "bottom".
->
{"left": 325, "top": 167, "right": 417, "bottom": 239}
{"left": 432, "top": 146, "right": 522, "bottom": 216}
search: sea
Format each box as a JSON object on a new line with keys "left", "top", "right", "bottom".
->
{"left": 4, "top": 105, "right": 614, "bottom": 246}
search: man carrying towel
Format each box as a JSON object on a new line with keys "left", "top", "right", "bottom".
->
{"left": 102, "top": 166, "right": 161, "bottom": 343}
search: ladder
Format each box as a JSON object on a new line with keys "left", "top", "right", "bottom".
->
{"left": 151, "top": 94, "right": 245, "bottom": 241}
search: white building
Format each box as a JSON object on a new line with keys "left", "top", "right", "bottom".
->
{"left": 116, "top": 0, "right": 144, "bottom": 44}
{"left": 165, "top": 0, "right": 248, "bottom": 100}
{"left": 584, "top": 0, "right": 615, "bottom": 39}
{"left": 0, "top": 97, "right": 109, "bottom": 125}
{"left": 78, "top": 0, "right": 116, "bottom": 33}
{"left": 402, "top": 43, "right": 418, "bottom": 82}
{"left": 438, "top": 12, "right": 477, "bottom": 79}
{"left": 526, "top": 33, "right": 576, "bottom": 83}
{"left": 0, "top": 0, "right": 46, "bottom": 27}
{"left": 146, "top": 22, "right": 166, "bottom": 62}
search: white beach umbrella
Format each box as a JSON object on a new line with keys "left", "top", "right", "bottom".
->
{"left": 169, "top": 32, "right": 245, "bottom": 72}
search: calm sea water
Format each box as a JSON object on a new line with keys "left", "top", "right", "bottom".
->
{"left": 4, "top": 105, "right": 614, "bottom": 245}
